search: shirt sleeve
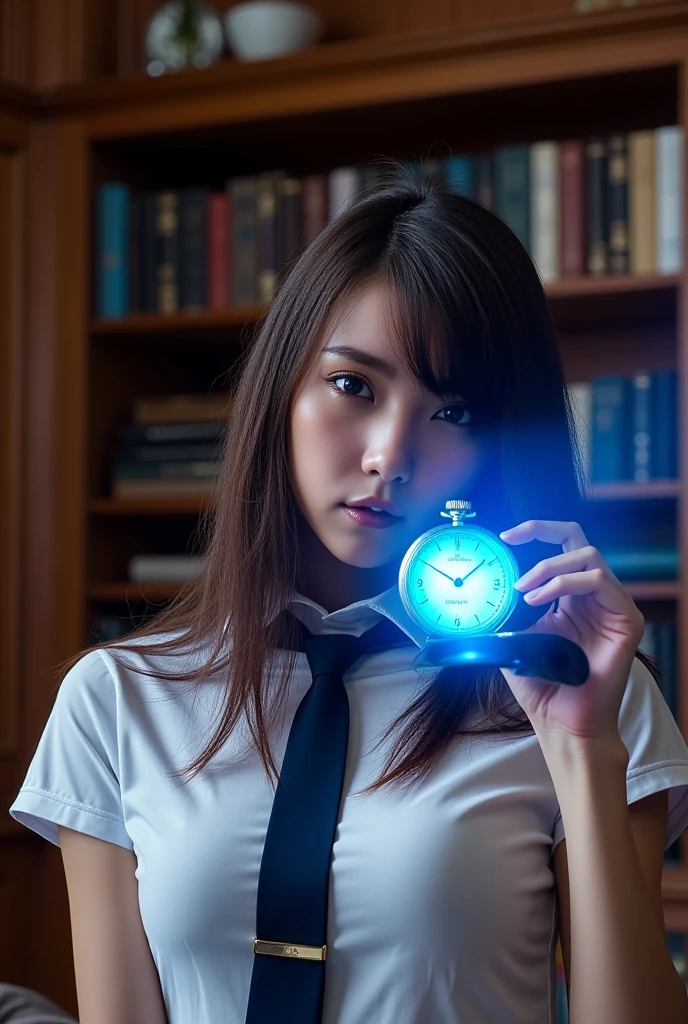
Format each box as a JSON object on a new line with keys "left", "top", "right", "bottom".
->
{"left": 552, "top": 653, "right": 688, "bottom": 853}
{"left": 7, "top": 649, "right": 133, "bottom": 851}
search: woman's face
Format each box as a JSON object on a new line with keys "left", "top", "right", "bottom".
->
{"left": 288, "top": 283, "right": 489, "bottom": 578}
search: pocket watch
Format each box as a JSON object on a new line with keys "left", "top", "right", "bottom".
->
{"left": 399, "top": 499, "right": 589, "bottom": 686}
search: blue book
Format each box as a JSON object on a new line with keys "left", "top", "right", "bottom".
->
{"left": 494, "top": 145, "right": 531, "bottom": 251}
{"left": 657, "top": 621, "right": 678, "bottom": 719}
{"left": 631, "top": 370, "right": 655, "bottom": 481}
{"left": 653, "top": 369, "right": 678, "bottom": 479}
{"left": 444, "top": 155, "right": 475, "bottom": 196}
{"left": 96, "top": 183, "right": 129, "bottom": 318}
{"left": 591, "top": 374, "right": 631, "bottom": 482}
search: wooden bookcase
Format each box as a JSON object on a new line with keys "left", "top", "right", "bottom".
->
{"left": 6, "top": 1, "right": 688, "bottom": 1011}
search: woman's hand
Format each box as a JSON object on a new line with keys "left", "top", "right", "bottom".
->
{"left": 498, "top": 519, "right": 646, "bottom": 743}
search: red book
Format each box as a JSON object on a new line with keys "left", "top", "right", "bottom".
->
{"left": 208, "top": 192, "right": 228, "bottom": 308}
{"left": 559, "top": 140, "right": 585, "bottom": 278}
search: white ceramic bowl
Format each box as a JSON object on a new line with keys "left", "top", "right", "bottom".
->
{"left": 224, "top": 1, "right": 324, "bottom": 61}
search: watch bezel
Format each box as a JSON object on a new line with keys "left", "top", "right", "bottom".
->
{"left": 399, "top": 522, "right": 520, "bottom": 638}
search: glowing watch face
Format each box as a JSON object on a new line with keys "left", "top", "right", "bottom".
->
{"left": 399, "top": 523, "right": 520, "bottom": 638}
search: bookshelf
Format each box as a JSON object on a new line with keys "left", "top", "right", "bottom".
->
{"left": 9, "top": 2, "right": 688, "bottom": 1012}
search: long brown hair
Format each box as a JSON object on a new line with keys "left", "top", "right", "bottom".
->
{"left": 58, "top": 159, "right": 662, "bottom": 793}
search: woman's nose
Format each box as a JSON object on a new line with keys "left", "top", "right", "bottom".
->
{"left": 360, "top": 416, "right": 415, "bottom": 483}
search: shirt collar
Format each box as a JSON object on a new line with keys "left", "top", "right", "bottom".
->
{"left": 275, "top": 584, "right": 426, "bottom": 648}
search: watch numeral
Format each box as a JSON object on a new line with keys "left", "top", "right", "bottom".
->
{"left": 454, "top": 617, "right": 461, "bottom": 626}
{"left": 493, "top": 579, "right": 501, "bottom": 590}
{"left": 417, "top": 578, "right": 423, "bottom": 587}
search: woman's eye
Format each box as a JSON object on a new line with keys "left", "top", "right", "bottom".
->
{"left": 328, "top": 374, "right": 373, "bottom": 399}
{"left": 435, "top": 404, "right": 473, "bottom": 426}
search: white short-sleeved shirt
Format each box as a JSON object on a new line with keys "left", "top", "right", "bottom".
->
{"left": 9, "top": 585, "right": 688, "bottom": 1024}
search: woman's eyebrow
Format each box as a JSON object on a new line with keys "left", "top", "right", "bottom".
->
{"left": 321, "top": 344, "right": 468, "bottom": 402}
{"left": 321, "top": 345, "right": 397, "bottom": 379}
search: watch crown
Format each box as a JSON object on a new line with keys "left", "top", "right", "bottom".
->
{"left": 445, "top": 499, "right": 472, "bottom": 511}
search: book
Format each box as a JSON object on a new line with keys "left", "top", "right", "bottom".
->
{"left": 530, "top": 141, "right": 560, "bottom": 283}
{"left": 207, "top": 192, "right": 229, "bottom": 309}
{"left": 132, "top": 393, "right": 231, "bottom": 425}
{"left": 607, "top": 134, "right": 629, "bottom": 274}
{"left": 179, "top": 186, "right": 208, "bottom": 310}
{"left": 112, "top": 477, "right": 218, "bottom": 500}
{"left": 155, "top": 191, "right": 180, "bottom": 313}
{"left": 628, "top": 129, "right": 656, "bottom": 274}
{"left": 277, "top": 175, "right": 304, "bottom": 284}
{"left": 591, "top": 374, "right": 631, "bottom": 482}
{"left": 328, "top": 166, "right": 361, "bottom": 221}
{"left": 230, "top": 176, "right": 258, "bottom": 305}
{"left": 302, "top": 174, "right": 327, "bottom": 245}
{"left": 96, "top": 183, "right": 129, "bottom": 317}
{"left": 586, "top": 137, "right": 608, "bottom": 275}
{"left": 559, "top": 140, "right": 585, "bottom": 278}
{"left": 127, "top": 554, "right": 206, "bottom": 583}
{"left": 656, "top": 125, "right": 683, "bottom": 274}
{"left": 631, "top": 370, "right": 654, "bottom": 481}
{"left": 494, "top": 144, "right": 530, "bottom": 251}
{"left": 117, "top": 421, "right": 227, "bottom": 444}
{"left": 445, "top": 154, "right": 476, "bottom": 197}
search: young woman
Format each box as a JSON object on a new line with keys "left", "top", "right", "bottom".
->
{"left": 10, "top": 162, "right": 688, "bottom": 1024}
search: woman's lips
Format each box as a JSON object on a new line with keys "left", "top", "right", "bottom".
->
{"left": 341, "top": 504, "right": 403, "bottom": 529}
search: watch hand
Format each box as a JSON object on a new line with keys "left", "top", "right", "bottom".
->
{"left": 419, "top": 559, "right": 455, "bottom": 583}
{"left": 460, "top": 558, "right": 486, "bottom": 583}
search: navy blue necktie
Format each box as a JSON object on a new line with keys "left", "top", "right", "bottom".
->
{"left": 245, "top": 612, "right": 412, "bottom": 1024}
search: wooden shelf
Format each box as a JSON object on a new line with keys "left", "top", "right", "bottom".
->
{"left": 89, "top": 274, "right": 679, "bottom": 340}
{"left": 44, "top": 2, "right": 688, "bottom": 125}
{"left": 90, "top": 305, "right": 267, "bottom": 338}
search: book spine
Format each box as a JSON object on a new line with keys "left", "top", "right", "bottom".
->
{"left": 445, "top": 155, "right": 476, "bottom": 197}
{"left": 117, "top": 422, "right": 226, "bottom": 444}
{"left": 631, "top": 370, "right": 654, "bottom": 481}
{"left": 628, "top": 130, "right": 656, "bottom": 274}
{"left": 113, "top": 460, "right": 221, "bottom": 480}
{"left": 302, "top": 174, "right": 327, "bottom": 244}
{"left": 494, "top": 144, "right": 531, "bottom": 252}
{"left": 128, "top": 194, "right": 142, "bottom": 315}
{"left": 277, "top": 176, "right": 304, "bottom": 285}
{"left": 559, "top": 140, "right": 585, "bottom": 278}
{"left": 96, "top": 183, "right": 129, "bottom": 317}
{"left": 607, "top": 134, "right": 629, "bottom": 274}
{"left": 112, "top": 478, "right": 217, "bottom": 499}
{"left": 591, "top": 374, "right": 630, "bottom": 482}
{"left": 586, "top": 137, "right": 608, "bottom": 275}
{"left": 656, "top": 125, "right": 684, "bottom": 274}
{"left": 656, "top": 621, "right": 678, "bottom": 718}
{"left": 328, "top": 166, "right": 360, "bottom": 221}
{"left": 207, "top": 192, "right": 229, "bottom": 309}
{"left": 179, "top": 187, "right": 208, "bottom": 310}
{"left": 230, "top": 176, "right": 258, "bottom": 305}
{"left": 474, "top": 152, "right": 494, "bottom": 210}
{"left": 114, "top": 442, "right": 221, "bottom": 463}
{"left": 257, "top": 171, "right": 283, "bottom": 303}
{"left": 653, "top": 369, "right": 678, "bottom": 478}
{"left": 530, "top": 141, "right": 560, "bottom": 283}
{"left": 141, "top": 193, "right": 157, "bottom": 313}
{"left": 155, "top": 191, "right": 180, "bottom": 313}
